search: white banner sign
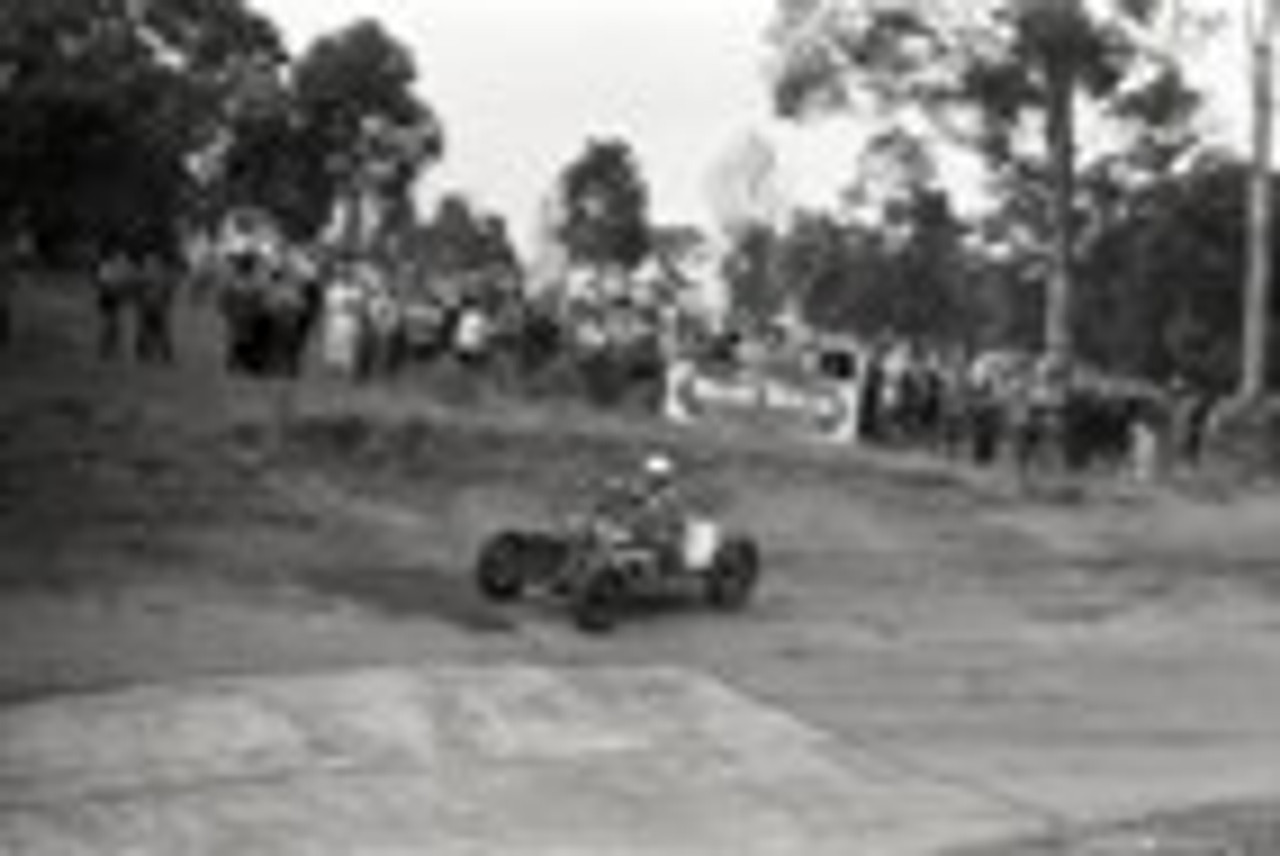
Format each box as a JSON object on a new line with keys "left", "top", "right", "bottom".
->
{"left": 664, "top": 361, "right": 861, "bottom": 444}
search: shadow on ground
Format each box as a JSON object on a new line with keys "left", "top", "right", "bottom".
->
{"left": 299, "top": 561, "right": 515, "bottom": 634}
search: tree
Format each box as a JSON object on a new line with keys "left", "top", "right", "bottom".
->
{"left": 217, "top": 61, "right": 333, "bottom": 241}
{"left": 417, "top": 193, "right": 517, "bottom": 276}
{"left": 768, "top": 0, "right": 1204, "bottom": 357}
{"left": 775, "top": 211, "right": 850, "bottom": 330}
{"left": 1242, "top": 0, "right": 1275, "bottom": 399}
{"left": 817, "top": 195, "right": 973, "bottom": 342}
{"left": 886, "top": 186, "right": 971, "bottom": 341}
{"left": 557, "top": 138, "right": 652, "bottom": 271}
{"left": 0, "top": 0, "right": 284, "bottom": 257}
{"left": 721, "top": 224, "right": 785, "bottom": 325}
{"left": 291, "top": 19, "right": 443, "bottom": 248}
{"left": 1074, "top": 152, "right": 1280, "bottom": 391}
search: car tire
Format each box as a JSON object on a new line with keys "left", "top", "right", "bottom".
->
{"left": 475, "top": 532, "right": 527, "bottom": 602}
{"left": 706, "top": 537, "right": 760, "bottom": 610}
{"left": 573, "top": 566, "right": 625, "bottom": 633}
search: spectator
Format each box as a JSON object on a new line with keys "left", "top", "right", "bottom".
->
{"left": 1170, "top": 378, "right": 1215, "bottom": 469}
{"left": 454, "top": 302, "right": 492, "bottom": 367}
{"left": 361, "top": 276, "right": 404, "bottom": 379}
{"left": 1130, "top": 412, "right": 1161, "bottom": 484}
{"left": 135, "top": 255, "right": 176, "bottom": 365}
{"left": 322, "top": 262, "right": 366, "bottom": 378}
{"left": 96, "top": 254, "right": 134, "bottom": 361}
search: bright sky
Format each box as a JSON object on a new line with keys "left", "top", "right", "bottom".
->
{"left": 256, "top": 0, "right": 876, "bottom": 244}
{"left": 257, "top": 0, "right": 1250, "bottom": 248}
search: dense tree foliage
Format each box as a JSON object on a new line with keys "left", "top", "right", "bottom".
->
{"left": 740, "top": 189, "right": 969, "bottom": 344}
{"left": 721, "top": 225, "right": 785, "bottom": 325}
{"left": 414, "top": 194, "right": 517, "bottom": 277}
{"left": 0, "top": 0, "right": 283, "bottom": 257}
{"left": 768, "top": 0, "right": 1205, "bottom": 355}
{"left": 1075, "top": 154, "right": 1280, "bottom": 391}
{"left": 754, "top": 146, "right": 1280, "bottom": 393}
{"left": 293, "top": 20, "right": 441, "bottom": 199}
{"left": 557, "top": 138, "right": 652, "bottom": 271}
{"left": 0, "top": 3, "right": 442, "bottom": 255}
{"left": 225, "top": 18, "right": 443, "bottom": 243}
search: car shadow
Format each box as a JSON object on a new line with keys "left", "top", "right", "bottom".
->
{"left": 301, "top": 562, "right": 516, "bottom": 633}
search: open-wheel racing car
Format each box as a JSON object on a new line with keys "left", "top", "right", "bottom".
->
{"left": 473, "top": 480, "right": 761, "bottom": 633}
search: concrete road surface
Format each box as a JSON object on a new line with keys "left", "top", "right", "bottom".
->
{"left": 0, "top": 665, "right": 1032, "bottom": 856}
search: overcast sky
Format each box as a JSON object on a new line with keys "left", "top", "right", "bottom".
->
{"left": 257, "top": 0, "right": 1250, "bottom": 246}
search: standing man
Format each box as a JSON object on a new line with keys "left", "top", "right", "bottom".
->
{"left": 96, "top": 253, "right": 134, "bottom": 361}
{"left": 321, "top": 259, "right": 366, "bottom": 378}
{"left": 218, "top": 252, "right": 261, "bottom": 374}
{"left": 362, "top": 267, "right": 403, "bottom": 379}
{"left": 135, "top": 254, "right": 176, "bottom": 365}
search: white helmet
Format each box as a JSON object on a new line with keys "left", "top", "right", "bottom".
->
{"left": 644, "top": 453, "right": 674, "bottom": 480}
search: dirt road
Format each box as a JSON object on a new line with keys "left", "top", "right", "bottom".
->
{"left": 3, "top": 278, "right": 1280, "bottom": 853}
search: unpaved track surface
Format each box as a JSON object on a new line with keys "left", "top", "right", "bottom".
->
{"left": 3, "top": 279, "right": 1280, "bottom": 853}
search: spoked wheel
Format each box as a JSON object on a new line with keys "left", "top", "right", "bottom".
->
{"left": 573, "top": 567, "right": 625, "bottom": 633}
{"left": 475, "top": 533, "right": 527, "bottom": 602}
{"left": 706, "top": 537, "right": 760, "bottom": 610}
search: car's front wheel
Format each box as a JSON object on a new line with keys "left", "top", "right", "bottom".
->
{"left": 573, "top": 565, "right": 626, "bottom": 633}
{"left": 706, "top": 537, "right": 760, "bottom": 610}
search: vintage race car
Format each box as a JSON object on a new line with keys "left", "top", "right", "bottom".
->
{"left": 473, "top": 493, "right": 761, "bottom": 632}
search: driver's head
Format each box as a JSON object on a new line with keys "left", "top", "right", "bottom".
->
{"left": 643, "top": 453, "right": 675, "bottom": 486}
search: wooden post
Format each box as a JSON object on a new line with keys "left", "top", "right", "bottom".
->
{"left": 1242, "top": 0, "right": 1276, "bottom": 400}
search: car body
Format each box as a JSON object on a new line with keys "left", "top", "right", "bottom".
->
{"left": 474, "top": 490, "right": 761, "bottom": 632}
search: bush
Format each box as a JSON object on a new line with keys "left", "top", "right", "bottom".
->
{"left": 1205, "top": 397, "right": 1280, "bottom": 481}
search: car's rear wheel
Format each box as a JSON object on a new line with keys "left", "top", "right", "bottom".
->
{"left": 475, "top": 532, "right": 527, "bottom": 602}
{"left": 706, "top": 537, "right": 760, "bottom": 610}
